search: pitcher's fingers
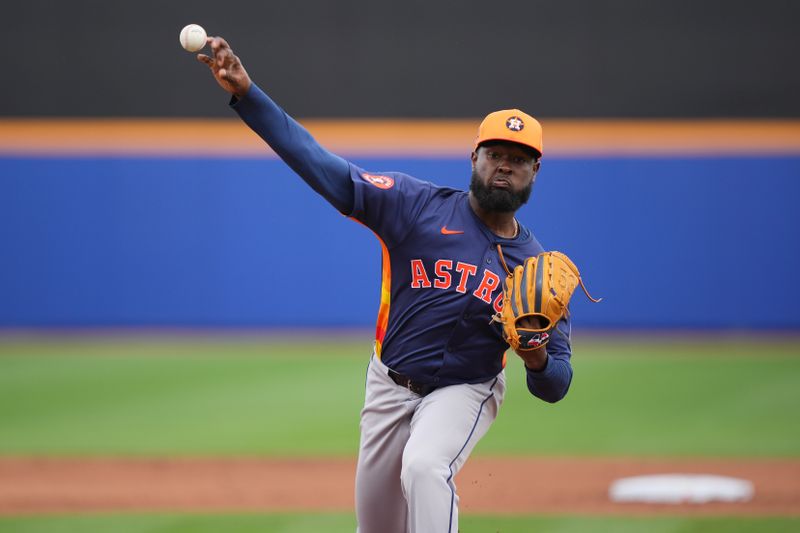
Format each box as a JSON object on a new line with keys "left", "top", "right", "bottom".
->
{"left": 197, "top": 54, "right": 213, "bottom": 66}
{"left": 212, "top": 42, "right": 234, "bottom": 68}
{"left": 209, "top": 36, "right": 232, "bottom": 58}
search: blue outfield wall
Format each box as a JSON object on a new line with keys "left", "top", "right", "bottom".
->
{"left": 1, "top": 156, "right": 799, "bottom": 329}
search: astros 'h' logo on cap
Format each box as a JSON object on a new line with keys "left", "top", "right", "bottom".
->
{"left": 474, "top": 108, "right": 543, "bottom": 156}
{"left": 506, "top": 116, "right": 524, "bottom": 131}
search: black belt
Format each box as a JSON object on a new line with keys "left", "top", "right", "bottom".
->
{"left": 388, "top": 368, "right": 437, "bottom": 397}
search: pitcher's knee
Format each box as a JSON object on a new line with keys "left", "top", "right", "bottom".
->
{"left": 401, "top": 453, "right": 449, "bottom": 493}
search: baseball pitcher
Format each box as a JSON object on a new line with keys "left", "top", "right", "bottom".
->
{"left": 197, "top": 36, "right": 598, "bottom": 533}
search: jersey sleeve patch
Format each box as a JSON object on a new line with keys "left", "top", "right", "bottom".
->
{"left": 361, "top": 172, "right": 395, "bottom": 189}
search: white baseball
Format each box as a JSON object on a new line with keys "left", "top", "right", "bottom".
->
{"left": 179, "top": 24, "right": 207, "bottom": 52}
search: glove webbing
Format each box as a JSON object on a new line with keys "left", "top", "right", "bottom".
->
{"left": 495, "top": 244, "right": 602, "bottom": 303}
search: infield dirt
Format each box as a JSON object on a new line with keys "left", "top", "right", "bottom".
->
{"left": 1, "top": 457, "right": 798, "bottom": 516}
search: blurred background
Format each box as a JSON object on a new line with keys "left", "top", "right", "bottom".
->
{"left": 1, "top": 0, "right": 799, "bottom": 329}
{"left": 0, "top": 1, "right": 799, "bottom": 532}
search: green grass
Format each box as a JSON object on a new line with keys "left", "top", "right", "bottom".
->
{"left": 0, "top": 335, "right": 798, "bottom": 456}
{"left": 0, "top": 513, "right": 799, "bottom": 533}
{"left": 484, "top": 339, "right": 800, "bottom": 456}
{"left": 0, "top": 338, "right": 370, "bottom": 455}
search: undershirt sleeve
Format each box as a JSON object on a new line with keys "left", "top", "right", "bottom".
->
{"left": 230, "top": 83, "right": 355, "bottom": 215}
{"left": 525, "top": 315, "right": 573, "bottom": 402}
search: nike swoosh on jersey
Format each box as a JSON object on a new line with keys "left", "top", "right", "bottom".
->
{"left": 441, "top": 226, "right": 465, "bottom": 235}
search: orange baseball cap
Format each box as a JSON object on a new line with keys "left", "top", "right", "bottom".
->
{"left": 474, "top": 109, "right": 543, "bottom": 156}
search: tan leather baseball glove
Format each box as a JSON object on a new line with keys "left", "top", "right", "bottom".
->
{"left": 494, "top": 250, "right": 601, "bottom": 351}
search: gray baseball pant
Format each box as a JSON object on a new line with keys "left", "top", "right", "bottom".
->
{"left": 355, "top": 353, "right": 506, "bottom": 533}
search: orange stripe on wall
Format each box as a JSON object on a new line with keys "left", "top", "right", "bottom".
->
{"left": 1, "top": 119, "right": 800, "bottom": 157}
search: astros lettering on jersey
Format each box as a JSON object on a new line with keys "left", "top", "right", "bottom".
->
{"left": 348, "top": 166, "right": 557, "bottom": 387}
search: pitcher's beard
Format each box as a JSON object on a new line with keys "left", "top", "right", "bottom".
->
{"left": 469, "top": 170, "right": 532, "bottom": 213}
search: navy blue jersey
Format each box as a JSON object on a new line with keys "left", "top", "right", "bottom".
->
{"left": 349, "top": 166, "right": 565, "bottom": 387}
{"left": 233, "top": 83, "right": 573, "bottom": 401}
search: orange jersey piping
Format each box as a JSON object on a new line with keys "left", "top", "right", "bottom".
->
{"left": 349, "top": 217, "right": 391, "bottom": 359}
